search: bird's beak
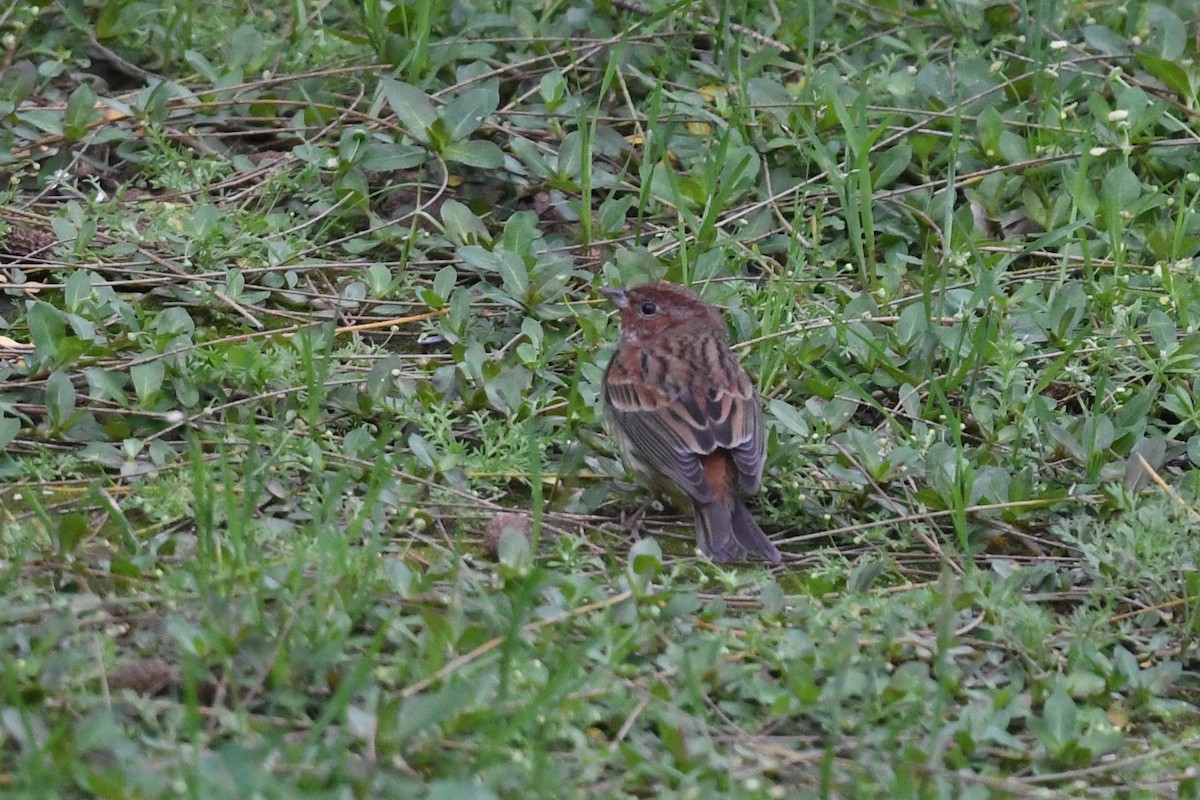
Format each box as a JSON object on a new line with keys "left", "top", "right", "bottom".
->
{"left": 600, "top": 287, "right": 629, "bottom": 309}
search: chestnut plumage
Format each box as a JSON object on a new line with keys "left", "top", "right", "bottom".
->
{"left": 601, "top": 281, "right": 781, "bottom": 564}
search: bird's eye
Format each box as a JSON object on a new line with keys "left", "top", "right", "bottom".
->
{"left": 640, "top": 301, "right": 657, "bottom": 316}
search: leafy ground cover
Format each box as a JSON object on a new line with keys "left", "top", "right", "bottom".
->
{"left": 3, "top": 0, "right": 1200, "bottom": 796}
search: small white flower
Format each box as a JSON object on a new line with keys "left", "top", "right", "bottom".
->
{"left": 1050, "top": 40, "right": 1068, "bottom": 50}
{"left": 1089, "top": 146, "right": 1108, "bottom": 157}
{"left": 1107, "top": 109, "right": 1129, "bottom": 122}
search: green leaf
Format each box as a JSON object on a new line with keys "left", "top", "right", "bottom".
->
{"left": 482, "top": 365, "right": 531, "bottom": 414}
{"left": 359, "top": 140, "right": 428, "bottom": 171}
{"left": 497, "top": 525, "right": 531, "bottom": 572}
{"left": 366, "top": 263, "right": 392, "bottom": 297}
{"left": 496, "top": 250, "right": 529, "bottom": 302}
{"left": 1101, "top": 165, "right": 1141, "bottom": 212}
{"left": 628, "top": 536, "right": 662, "bottom": 578}
{"left": 1040, "top": 684, "right": 1079, "bottom": 750}
{"left": 975, "top": 105, "right": 1003, "bottom": 155}
{"left": 85, "top": 368, "right": 128, "bottom": 404}
{"left": 597, "top": 195, "right": 635, "bottom": 236}
{"left": 64, "top": 82, "right": 98, "bottom": 141}
{"left": 557, "top": 130, "right": 584, "bottom": 179}
{"left": 1064, "top": 669, "right": 1107, "bottom": 699}
{"left": 1112, "top": 645, "right": 1142, "bottom": 685}
{"left": 442, "top": 139, "right": 504, "bottom": 168}
{"left": 333, "top": 167, "right": 369, "bottom": 211}
{"left": 746, "top": 76, "right": 793, "bottom": 124}
{"left": 64, "top": 269, "right": 94, "bottom": 311}
{"left": 1146, "top": 308, "right": 1176, "bottom": 353}
{"left": 1082, "top": 25, "right": 1129, "bottom": 56}
{"left": 337, "top": 126, "right": 369, "bottom": 164}
{"left": 441, "top": 200, "right": 489, "bottom": 245}
{"left": 427, "top": 780, "right": 498, "bottom": 800}
{"left": 226, "top": 24, "right": 269, "bottom": 72}
{"left": 131, "top": 361, "right": 165, "bottom": 405}
{"left": 539, "top": 71, "right": 566, "bottom": 106}
{"left": 0, "top": 416, "right": 18, "bottom": 449}
{"left": 433, "top": 265, "right": 457, "bottom": 300}
{"left": 983, "top": 2, "right": 1019, "bottom": 29}
{"left": 407, "top": 433, "right": 437, "bottom": 469}
{"left": 847, "top": 559, "right": 888, "bottom": 593}
{"left": 27, "top": 301, "right": 66, "bottom": 366}
{"left": 183, "top": 49, "right": 220, "bottom": 82}
{"left": 16, "top": 109, "right": 64, "bottom": 137}
{"left": 1135, "top": 54, "right": 1193, "bottom": 100}
{"left": 458, "top": 245, "right": 500, "bottom": 273}
{"left": 57, "top": 512, "right": 89, "bottom": 555}
{"left": 395, "top": 680, "right": 469, "bottom": 745}
{"left": 379, "top": 77, "right": 437, "bottom": 143}
{"left": 509, "top": 135, "right": 553, "bottom": 178}
{"left": 873, "top": 143, "right": 911, "bottom": 189}
{"left": 896, "top": 302, "right": 929, "bottom": 346}
{"left": 718, "top": 146, "right": 761, "bottom": 200}
{"left": 998, "top": 130, "right": 1028, "bottom": 163}
{"left": 498, "top": 211, "right": 539, "bottom": 255}
{"left": 157, "top": 307, "right": 196, "bottom": 338}
{"left": 767, "top": 398, "right": 809, "bottom": 438}
{"left": 45, "top": 370, "right": 77, "bottom": 431}
{"left": 441, "top": 84, "right": 499, "bottom": 141}
{"left": 0, "top": 60, "right": 36, "bottom": 106}
{"left": 1145, "top": 4, "right": 1185, "bottom": 60}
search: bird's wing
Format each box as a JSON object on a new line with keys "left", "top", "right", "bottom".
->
{"left": 604, "top": 346, "right": 764, "bottom": 501}
{"left": 687, "top": 349, "right": 764, "bottom": 494}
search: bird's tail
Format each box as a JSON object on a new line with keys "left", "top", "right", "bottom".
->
{"left": 694, "top": 500, "right": 782, "bottom": 565}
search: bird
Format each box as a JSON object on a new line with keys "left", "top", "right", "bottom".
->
{"left": 600, "top": 280, "right": 782, "bottom": 565}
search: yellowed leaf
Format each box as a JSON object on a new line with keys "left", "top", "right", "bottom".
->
{"left": 0, "top": 335, "right": 33, "bottom": 350}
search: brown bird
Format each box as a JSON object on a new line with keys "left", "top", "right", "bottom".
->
{"left": 601, "top": 281, "right": 782, "bottom": 564}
